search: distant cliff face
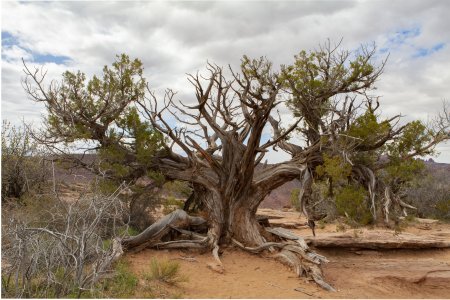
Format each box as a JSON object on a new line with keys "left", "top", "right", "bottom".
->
{"left": 259, "top": 179, "right": 299, "bottom": 209}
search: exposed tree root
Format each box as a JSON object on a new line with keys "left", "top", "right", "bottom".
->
{"left": 153, "top": 240, "right": 207, "bottom": 249}
{"left": 117, "top": 209, "right": 334, "bottom": 291}
{"left": 209, "top": 241, "right": 225, "bottom": 273}
{"left": 232, "top": 239, "right": 286, "bottom": 253}
{"left": 232, "top": 227, "right": 334, "bottom": 291}
{"left": 121, "top": 209, "right": 225, "bottom": 273}
{"left": 122, "top": 209, "right": 207, "bottom": 250}
{"left": 266, "top": 227, "right": 334, "bottom": 291}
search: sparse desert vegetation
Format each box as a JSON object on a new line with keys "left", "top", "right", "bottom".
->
{"left": 2, "top": 32, "right": 450, "bottom": 298}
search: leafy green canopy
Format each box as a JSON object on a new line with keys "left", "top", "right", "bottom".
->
{"left": 313, "top": 113, "right": 430, "bottom": 222}
{"left": 42, "top": 54, "right": 163, "bottom": 182}
{"left": 25, "top": 48, "right": 446, "bottom": 224}
{"left": 280, "top": 44, "right": 443, "bottom": 223}
{"left": 281, "top": 47, "right": 380, "bottom": 144}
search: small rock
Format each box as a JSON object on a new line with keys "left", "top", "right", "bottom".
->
{"left": 207, "top": 262, "right": 224, "bottom": 274}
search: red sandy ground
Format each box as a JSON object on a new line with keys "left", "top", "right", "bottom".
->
{"left": 126, "top": 210, "right": 450, "bottom": 299}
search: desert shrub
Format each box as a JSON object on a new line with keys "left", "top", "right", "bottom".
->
{"left": 165, "top": 196, "right": 184, "bottom": 208}
{"left": 94, "top": 176, "right": 162, "bottom": 232}
{"left": 406, "top": 165, "right": 450, "bottom": 220}
{"left": 97, "top": 260, "right": 138, "bottom": 298}
{"left": 146, "top": 259, "right": 187, "bottom": 285}
{"left": 290, "top": 188, "right": 300, "bottom": 210}
{"left": 97, "top": 258, "right": 187, "bottom": 299}
{"left": 102, "top": 226, "right": 139, "bottom": 251}
{"left": 118, "top": 225, "right": 140, "bottom": 237}
{"left": 291, "top": 182, "right": 337, "bottom": 221}
{"left": 316, "top": 154, "right": 352, "bottom": 186}
{"left": 162, "top": 196, "right": 185, "bottom": 215}
{"left": 317, "top": 219, "right": 326, "bottom": 229}
{"left": 435, "top": 198, "right": 450, "bottom": 220}
{"left": 335, "top": 184, "right": 373, "bottom": 225}
{"left": 1, "top": 184, "right": 130, "bottom": 298}
{"left": 163, "top": 180, "right": 192, "bottom": 198}
{"left": 1, "top": 121, "right": 51, "bottom": 202}
{"left": 128, "top": 190, "right": 162, "bottom": 231}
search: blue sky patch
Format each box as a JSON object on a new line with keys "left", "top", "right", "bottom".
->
{"left": 388, "top": 26, "right": 421, "bottom": 46}
{"left": 379, "top": 47, "right": 389, "bottom": 54}
{"left": 379, "top": 25, "right": 422, "bottom": 55}
{"left": 2, "top": 30, "right": 71, "bottom": 64}
{"left": 413, "top": 42, "right": 445, "bottom": 58}
{"left": 2, "top": 31, "right": 19, "bottom": 47}
{"left": 32, "top": 53, "right": 71, "bottom": 64}
{"left": 431, "top": 43, "right": 445, "bottom": 52}
{"left": 380, "top": 26, "right": 445, "bottom": 59}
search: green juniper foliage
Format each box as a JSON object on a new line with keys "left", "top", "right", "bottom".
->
{"left": 281, "top": 43, "right": 446, "bottom": 223}
{"left": 22, "top": 47, "right": 447, "bottom": 226}
{"left": 40, "top": 54, "right": 164, "bottom": 184}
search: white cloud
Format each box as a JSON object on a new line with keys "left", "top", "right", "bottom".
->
{"left": 2, "top": 45, "right": 32, "bottom": 61}
{"left": 1, "top": 0, "right": 449, "bottom": 162}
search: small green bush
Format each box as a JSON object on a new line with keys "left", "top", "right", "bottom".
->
{"left": 103, "top": 227, "right": 139, "bottom": 251}
{"left": 435, "top": 198, "right": 450, "bottom": 220}
{"left": 163, "top": 180, "right": 192, "bottom": 197}
{"left": 162, "top": 196, "right": 185, "bottom": 214}
{"left": 290, "top": 188, "right": 300, "bottom": 210}
{"left": 145, "top": 259, "right": 187, "bottom": 285}
{"left": 165, "top": 196, "right": 184, "bottom": 208}
{"left": 335, "top": 185, "right": 373, "bottom": 225}
{"left": 118, "top": 225, "right": 140, "bottom": 237}
{"left": 99, "top": 260, "right": 138, "bottom": 298}
{"left": 317, "top": 219, "right": 326, "bottom": 229}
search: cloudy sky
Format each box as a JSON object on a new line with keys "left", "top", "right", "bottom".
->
{"left": 2, "top": 0, "right": 449, "bottom": 162}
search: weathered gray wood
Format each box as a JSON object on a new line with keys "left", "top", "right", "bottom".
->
{"left": 266, "top": 227, "right": 302, "bottom": 240}
{"left": 305, "top": 233, "right": 450, "bottom": 249}
{"left": 122, "top": 209, "right": 206, "bottom": 249}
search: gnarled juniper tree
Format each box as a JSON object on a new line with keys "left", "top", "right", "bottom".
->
{"left": 23, "top": 42, "right": 449, "bottom": 290}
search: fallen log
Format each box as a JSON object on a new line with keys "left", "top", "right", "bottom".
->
{"left": 305, "top": 232, "right": 450, "bottom": 249}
